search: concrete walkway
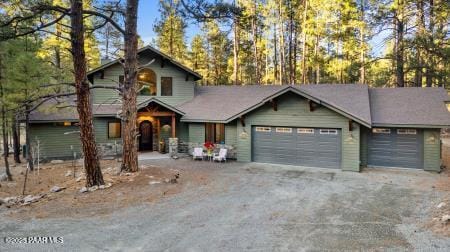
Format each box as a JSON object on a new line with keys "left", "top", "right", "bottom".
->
{"left": 138, "top": 151, "right": 169, "bottom": 161}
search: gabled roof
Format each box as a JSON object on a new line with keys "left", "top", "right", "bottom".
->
{"left": 177, "top": 84, "right": 372, "bottom": 127}
{"left": 87, "top": 45, "right": 202, "bottom": 80}
{"left": 137, "top": 98, "right": 185, "bottom": 115}
{"left": 27, "top": 97, "right": 79, "bottom": 122}
{"left": 369, "top": 87, "right": 450, "bottom": 127}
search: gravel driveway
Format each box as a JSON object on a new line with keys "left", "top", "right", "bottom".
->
{"left": 1, "top": 160, "right": 449, "bottom": 251}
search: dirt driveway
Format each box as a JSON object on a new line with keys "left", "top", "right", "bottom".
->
{"left": 1, "top": 159, "right": 449, "bottom": 251}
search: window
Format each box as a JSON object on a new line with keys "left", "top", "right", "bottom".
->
{"left": 205, "top": 123, "right": 225, "bottom": 144}
{"left": 108, "top": 122, "right": 121, "bottom": 138}
{"left": 137, "top": 68, "right": 157, "bottom": 95}
{"left": 275, "top": 127, "right": 292, "bottom": 133}
{"left": 54, "top": 122, "right": 77, "bottom": 127}
{"left": 372, "top": 128, "right": 391, "bottom": 134}
{"left": 255, "top": 127, "right": 271, "bottom": 132}
{"left": 161, "top": 77, "right": 173, "bottom": 96}
{"left": 297, "top": 128, "right": 314, "bottom": 134}
{"left": 320, "top": 129, "right": 338, "bottom": 135}
{"left": 397, "top": 129, "right": 417, "bottom": 135}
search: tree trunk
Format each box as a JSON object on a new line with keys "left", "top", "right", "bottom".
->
{"left": 273, "top": 23, "right": 278, "bottom": 84}
{"left": 359, "top": 0, "right": 366, "bottom": 84}
{"left": 425, "top": 0, "right": 434, "bottom": 87}
{"left": 121, "top": 0, "right": 139, "bottom": 172}
{"left": 232, "top": 8, "right": 239, "bottom": 85}
{"left": 0, "top": 56, "right": 12, "bottom": 181}
{"left": 395, "top": 0, "right": 405, "bottom": 87}
{"left": 251, "top": 0, "right": 259, "bottom": 85}
{"left": 12, "top": 114, "right": 20, "bottom": 164}
{"left": 24, "top": 106, "right": 33, "bottom": 171}
{"left": 70, "top": 0, "right": 104, "bottom": 186}
{"left": 301, "top": 0, "right": 308, "bottom": 84}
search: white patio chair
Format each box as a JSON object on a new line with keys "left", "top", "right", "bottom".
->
{"left": 192, "top": 147, "right": 204, "bottom": 160}
{"left": 213, "top": 148, "right": 227, "bottom": 162}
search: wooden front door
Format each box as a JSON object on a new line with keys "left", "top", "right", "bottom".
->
{"left": 139, "top": 120, "right": 153, "bottom": 151}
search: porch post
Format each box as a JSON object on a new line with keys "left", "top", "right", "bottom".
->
{"left": 171, "top": 114, "right": 176, "bottom": 138}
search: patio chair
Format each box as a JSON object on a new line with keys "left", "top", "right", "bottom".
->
{"left": 192, "top": 147, "right": 204, "bottom": 160}
{"left": 213, "top": 148, "right": 227, "bottom": 162}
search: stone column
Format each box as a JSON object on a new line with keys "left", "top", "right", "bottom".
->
{"left": 168, "top": 138, "right": 178, "bottom": 158}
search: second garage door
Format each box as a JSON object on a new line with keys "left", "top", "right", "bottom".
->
{"left": 252, "top": 126, "right": 341, "bottom": 169}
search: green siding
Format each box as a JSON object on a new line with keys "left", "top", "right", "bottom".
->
{"left": 235, "top": 92, "right": 361, "bottom": 171}
{"left": 92, "top": 54, "right": 195, "bottom": 106}
{"left": 423, "top": 129, "right": 441, "bottom": 171}
{"left": 225, "top": 123, "right": 237, "bottom": 146}
{"left": 30, "top": 124, "right": 82, "bottom": 159}
{"left": 189, "top": 123, "right": 205, "bottom": 143}
{"left": 93, "top": 117, "right": 122, "bottom": 145}
{"left": 360, "top": 127, "right": 369, "bottom": 167}
{"left": 177, "top": 121, "right": 189, "bottom": 142}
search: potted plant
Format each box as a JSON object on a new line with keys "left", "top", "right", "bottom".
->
{"left": 203, "top": 141, "right": 215, "bottom": 156}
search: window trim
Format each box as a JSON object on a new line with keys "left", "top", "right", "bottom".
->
{"left": 297, "top": 128, "right": 314, "bottom": 134}
{"left": 108, "top": 121, "right": 122, "bottom": 139}
{"left": 161, "top": 76, "right": 173, "bottom": 96}
{"left": 275, "top": 127, "right": 292, "bottom": 133}
{"left": 255, "top": 127, "right": 271, "bottom": 132}
{"left": 397, "top": 129, "right": 417, "bottom": 135}
{"left": 205, "top": 123, "right": 225, "bottom": 144}
{"left": 372, "top": 128, "right": 391, "bottom": 134}
{"left": 319, "top": 129, "right": 338, "bottom": 135}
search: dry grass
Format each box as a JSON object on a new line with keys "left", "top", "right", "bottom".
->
{"left": 0, "top": 158, "right": 211, "bottom": 219}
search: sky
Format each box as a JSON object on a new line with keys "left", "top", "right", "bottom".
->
{"left": 137, "top": 1, "right": 199, "bottom": 46}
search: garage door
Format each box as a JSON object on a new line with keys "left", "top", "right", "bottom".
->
{"left": 252, "top": 126, "right": 341, "bottom": 169}
{"left": 368, "top": 128, "right": 423, "bottom": 169}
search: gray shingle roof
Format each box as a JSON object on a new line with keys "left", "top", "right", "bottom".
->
{"left": 28, "top": 97, "right": 78, "bottom": 122}
{"left": 369, "top": 87, "right": 450, "bottom": 127}
{"left": 177, "top": 84, "right": 372, "bottom": 126}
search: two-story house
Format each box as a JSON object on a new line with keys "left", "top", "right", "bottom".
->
{"left": 28, "top": 45, "right": 450, "bottom": 172}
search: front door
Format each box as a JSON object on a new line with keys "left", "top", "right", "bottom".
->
{"left": 139, "top": 120, "right": 153, "bottom": 151}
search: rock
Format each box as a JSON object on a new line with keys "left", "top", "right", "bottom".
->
{"left": 104, "top": 183, "right": 112, "bottom": 188}
{"left": 3, "top": 196, "right": 19, "bottom": 204}
{"left": 437, "top": 202, "right": 446, "bottom": 209}
{"left": 99, "top": 185, "right": 105, "bottom": 190}
{"left": 65, "top": 171, "right": 73, "bottom": 177}
{"left": 441, "top": 215, "right": 450, "bottom": 222}
{"left": 88, "top": 185, "right": 98, "bottom": 192}
{"left": 149, "top": 181, "right": 161, "bottom": 185}
{"left": 50, "top": 160, "right": 64, "bottom": 164}
{"left": 172, "top": 155, "right": 179, "bottom": 160}
{"left": 50, "top": 186, "right": 64, "bottom": 193}
{"left": 164, "top": 178, "right": 170, "bottom": 183}
{"left": 76, "top": 176, "right": 83, "bottom": 182}
{"left": 79, "top": 187, "right": 88, "bottom": 193}
{"left": 0, "top": 173, "right": 8, "bottom": 181}
{"left": 124, "top": 172, "right": 132, "bottom": 176}
{"left": 23, "top": 194, "right": 43, "bottom": 204}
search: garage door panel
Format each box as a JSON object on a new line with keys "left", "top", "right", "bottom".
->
{"left": 252, "top": 126, "right": 341, "bottom": 169}
{"left": 368, "top": 129, "right": 423, "bottom": 169}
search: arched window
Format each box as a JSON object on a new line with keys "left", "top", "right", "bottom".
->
{"left": 137, "top": 68, "right": 156, "bottom": 95}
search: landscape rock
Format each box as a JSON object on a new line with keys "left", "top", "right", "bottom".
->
{"left": 79, "top": 187, "right": 88, "bottom": 193}
{"left": 164, "top": 178, "right": 170, "bottom": 183}
{"left": 149, "top": 181, "right": 161, "bottom": 185}
{"left": 437, "top": 202, "right": 446, "bottom": 209}
{"left": 50, "top": 160, "right": 64, "bottom": 164}
{"left": 104, "top": 183, "right": 112, "bottom": 188}
{"left": 0, "top": 173, "right": 8, "bottom": 181}
{"left": 76, "top": 176, "right": 83, "bottom": 182}
{"left": 3, "top": 196, "right": 19, "bottom": 204}
{"left": 23, "top": 194, "right": 43, "bottom": 204}
{"left": 441, "top": 215, "right": 450, "bottom": 223}
{"left": 65, "top": 171, "right": 73, "bottom": 177}
{"left": 88, "top": 185, "right": 98, "bottom": 192}
{"left": 99, "top": 185, "right": 105, "bottom": 190}
{"left": 50, "top": 186, "right": 64, "bottom": 193}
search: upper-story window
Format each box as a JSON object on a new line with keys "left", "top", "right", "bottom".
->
{"left": 161, "top": 77, "right": 173, "bottom": 96}
{"left": 137, "top": 68, "right": 157, "bottom": 96}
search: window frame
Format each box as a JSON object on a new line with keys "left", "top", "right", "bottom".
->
{"left": 108, "top": 121, "right": 122, "bottom": 139}
{"left": 205, "top": 123, "right": 225, "bottom": 144}
{"left": 297, "top": 128, "right": 314, "bottom": 134}
{"left": 397, "top": 129, "right": 417, "bottom": 135}
{"left": 255, "top": 127, "right": 271, "bottom": 132}
{"left": 275, "top": 127, "right": 292, "bottom": 133}
{"left": 372, "top": 128, "right": 391, "bottom": 134}
{"left": 319, "top": 129, "right": 338, "bottom": 135}
{"left": 161, "top": 77, "right": 173, "bottom": 96}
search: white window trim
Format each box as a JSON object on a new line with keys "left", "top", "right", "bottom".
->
{"left": 297, "top": 128, "right": 314, "bottom": 134}
{"left": 255, "top": 127, "right": 271, "bottom": 132}
{"left": 397, "top": 129, "right": 417, "bottom": 135}
{"left": 275, "top": 127, "right": 292, "bottom": 133}
{"left": 372, "top": 128, "right": 391, "bottom": 134}
{"left": 319, "top": 129, "right": 338, "bottom": 135}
